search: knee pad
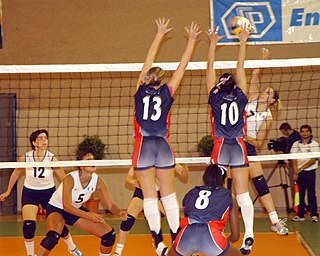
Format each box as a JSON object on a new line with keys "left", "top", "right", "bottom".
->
{"left": 40, "top": 230, "right": 60, "bottom": 251}
{"left": 120, "top": 214, "right": 136, "bottom": 232}
{"left": 252, "top": 175, "right": 270, "bottom": 197}
{"left": 23, "top": 220, "right": 36, "bottom": 239}
{"left": 143, "top": 198, "right": 161, "bottom": 233}
{"left": 161, "top": 193, "right": 179, "bottom": 211}
{"left": 101, "top": 228, "right": 116, "bottom": 247}
{"left": 61, "top": 225, "right": 69, "bottom": 238}
{"left": 236, "top": 192, "right": 252, "bottom": 208}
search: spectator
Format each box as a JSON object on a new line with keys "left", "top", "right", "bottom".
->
{"left": 279, "top": 122, "right": 302, "bottom": 209}
{"left": 291, "top": 125, "right": 319, "bottom": 222}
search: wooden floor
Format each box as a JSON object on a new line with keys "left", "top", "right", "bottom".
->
{"left": 0, "top": 212, "right": 317, "bottom": 255}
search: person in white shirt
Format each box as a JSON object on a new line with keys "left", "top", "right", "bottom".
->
{"left": 36, "top": 151, "right": 127, "bottom": 256}
{"left": 0, "top": 129, "right": 82, "bottom": 256}
{"left": 291, "top": 125, "right": 319, "bottom": 222}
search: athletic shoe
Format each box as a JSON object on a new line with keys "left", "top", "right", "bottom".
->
{"left": 240, "top": 235, "right": 254, "bottom": 255}
{"left": 291, "top": 216, "right": 305, "bottom": 222}
{"left": 69, "top": 247, "right": 83, "bottom": 256}
{"left": 155, "top": 241, "right": 168, "bottom": 256}
{"left": 271, "top": 218, "right": 289, "bottom": 235}
{"left": 311, "top": 216, "right": 318, "bottom": 223}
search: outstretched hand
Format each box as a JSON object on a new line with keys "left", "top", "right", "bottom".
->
{"left": 207, "top": 26, "right": 224, "bottom": 44}
{"left": 156, "top": 17, "right": 174, "bottom": 36}
{"left": 237, "top": 29, "right": 249, "bottom": 43}
{"left": 0, "top": 191, "right": 9, "bottom": 202}
{"left": 185, "top": 22, "right": 202, "bottom": 40}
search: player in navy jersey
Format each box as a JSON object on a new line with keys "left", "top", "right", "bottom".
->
{"left": 168, "top": 164, "right": 240, "bottom": 256}
{"left": 113, "top": 164, "right": 189, "bottom": 256}
{"left": 36, "top": 151, "right": 127, "bottom": 256}
{"left": 206, "top": 28, "right": 254, "bottom": 255}
{"left": 0, "top": 129, "right": 82, "bottom": 256}
{"left": 132, "top": 17, "right": 201, "bottom": 256}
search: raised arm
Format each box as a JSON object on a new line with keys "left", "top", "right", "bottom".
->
{"left": 248, "top": 48, "right": 269, "bottom": 101}
{"left": 168, "top": 22, "right": 201, "bottom": 95}
{"left": 52, "top": 156, "right": 66, "bottom": 182}
{"left": 136, "top": 17, "right": 173, "bottom": 90}
{"left": 206, "top": 28, "right": 224, "bottom": 94}
{"left": 0, "top": 156, "right": 25, "bottom": 201}
{"left": 236, "top": 30, "right": 249, "bottom": 94}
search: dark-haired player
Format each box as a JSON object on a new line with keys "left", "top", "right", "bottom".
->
{"left": 206, "top": 28, "right": 254, "bottom": 255}
{"left": 168, "top": 164, "right": 241, "bottom": 256}
{"left": 0, "top": 129, "right": 82, "bottom": 256}
{"left": 132, "top": 18, "right": 201, "bottom": 256}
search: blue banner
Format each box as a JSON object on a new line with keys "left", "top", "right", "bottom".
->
{"left": 210, "top": 0, "right": 320, "bottom": 44}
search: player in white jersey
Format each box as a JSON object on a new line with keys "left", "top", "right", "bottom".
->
{"left": 37, "top": 151, "right": 127, "bottom": 256}
{"left": 244, "top": 49, "right": 288, "bottom": 235}
{"left": 0, "top": 129, "right": 82, "bottom": 256}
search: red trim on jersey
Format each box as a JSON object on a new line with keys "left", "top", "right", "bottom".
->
{"left": 207, "top": 223, "right": 228, "bottom": 251}
{"left": 210, "top": 138, "right": 224, "bottom": 164}
{"left": 132, "top": 137, "right": 143, "bottom": 168}
{"left": 179, "top": 217, "right": 191, "bottom": 228}
{"left": 133, "top": 106, "right": 142, "bottom": 139}
{"left": 242, "top": 110, "right": 247, "bottom": 139}
{"left": 210, "top": 109, "right": 216, "bottom": 139}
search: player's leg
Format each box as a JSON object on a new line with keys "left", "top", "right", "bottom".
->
{"left": 224, "top": 244, "right": 242, "bottom": 256}
{"left": 61, "top": 225, "right": 83, "bottom": 256}
{"left": 231, "top": 167, "right": 254, "bottom": 255}
{"left": 156, "top": 137, "right": 180, "bottom": 242}
{"left": 74, "top": 218, "right": 116, "bottom": 255}
{"left": 37, "top": 212, "right": 65, "bottom": 256}
{"left": 22, "top": 204, "right": 38, "bottom": 256}
{"left": 114, "top": 196, "right": 143, "bottom": 255}
{"left": 249, "top": 161, "right": 288, "bottom": 235}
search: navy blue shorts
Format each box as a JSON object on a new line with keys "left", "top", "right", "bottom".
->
{"left": 173, "top": 223, "right": 230, "bottom": 256}
{"left": 132, "top": 187, "right": 161, "bottom": 200}
{"left": 46, "top": 204, "right": 89, "bottom": 226}
{"left": 245, "top": 141, "right": 257, "bottom": 156}
{"left": 211, "top": 138, "right": 249, "bottom": 168}
{"left": 21, "top": 186, "right": 55, "bottom": 209}
{"left": 132, "top": 136, "right": 175, "bottom": 170}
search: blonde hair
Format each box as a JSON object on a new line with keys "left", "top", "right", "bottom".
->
{"left": 143, "top": 67, "right": 165, "bottom": 86}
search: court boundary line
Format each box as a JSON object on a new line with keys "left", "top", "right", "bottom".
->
{"left": 296, "top": 231, "right": 316, "bottom": 256}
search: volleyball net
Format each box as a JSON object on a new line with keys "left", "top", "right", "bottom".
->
{"left": 0, "top": 58, "right": 319, "bottom": 168}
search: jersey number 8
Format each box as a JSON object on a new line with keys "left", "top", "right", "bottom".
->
{"left": 195, "top": 190, "right": 212, "bottom": 210}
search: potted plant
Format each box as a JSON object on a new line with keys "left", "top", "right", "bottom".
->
{"left": 197, "top": 134, "right": 213, "bottom": 157}
{"left": 76, "top": 135, "right": 107, "bottom": 213}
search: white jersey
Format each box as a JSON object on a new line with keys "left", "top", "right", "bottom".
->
{"left": 245, "top": 100, "right": 272, "bottom": 139}
{"left": 49, "top": 171, "right": 99, "bottom": 209}
{"left": 24, "top": 150, "right": 55, "bottom": 190}
{"left": 291, "top": 140, "right": 320, "bottom": 171}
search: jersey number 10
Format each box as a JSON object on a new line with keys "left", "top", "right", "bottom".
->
{"left": 220, "top": 102, "right": 239, "bottom": 125}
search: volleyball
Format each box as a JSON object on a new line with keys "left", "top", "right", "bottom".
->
{"left": 231, "top": 16, "right": 252, "bottom": 35}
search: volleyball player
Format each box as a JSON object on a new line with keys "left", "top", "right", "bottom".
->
{"left": 132, "top": 17, "right": 201, "bottom": 255}
{"left": 244, "top": 48, "right": 288, "bottom": 235}
{"left": 168, "top": 164, "right": 241, "bottom": 256}
{"left": 206, "top": 29, "right": 254, "bottom": 255}
{"left": 0, "top": 129, "right": 82, "bottom": 256}
{"left": 37, "top": 151, "right": 127, "bottom": 256}
{"left": 113, "top": 164, "right": 189, "bottom": 256}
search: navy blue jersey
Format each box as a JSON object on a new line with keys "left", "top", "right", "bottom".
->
{"left": 208, "top": 86, "right": 248, "bottom": 139}
{"left": 182, "top": 185, "right": 233, "bottom": 224}
{"left": 134, "top": 84, "right": 174, "bottom": 138}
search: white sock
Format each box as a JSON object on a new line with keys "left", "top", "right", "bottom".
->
{"left": 24, "top": 240, "right": 34, "bottom": 256}
{"left": 63, "top": 235, "right": 76, "bottom": 251}
{"left": 114, "top": 243, "right": 124, "bottom": 255}
{"left": 161, "top": 193, "right": 180, "bottom": 233}
{"left": 236, "top": 192, "right": 254, "bottom": 236}
{"left": 100, "top": 253, "right": 111, "bottom": 256}
{"left": 269, "top": 211, "right": 279, "bottom": 225}
{"left": 143, "top": 198, "right": 161, "bottom": 233}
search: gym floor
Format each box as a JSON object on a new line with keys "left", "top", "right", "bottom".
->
{"left": 0, "top": 210, "right": 318, "bottom": 255}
